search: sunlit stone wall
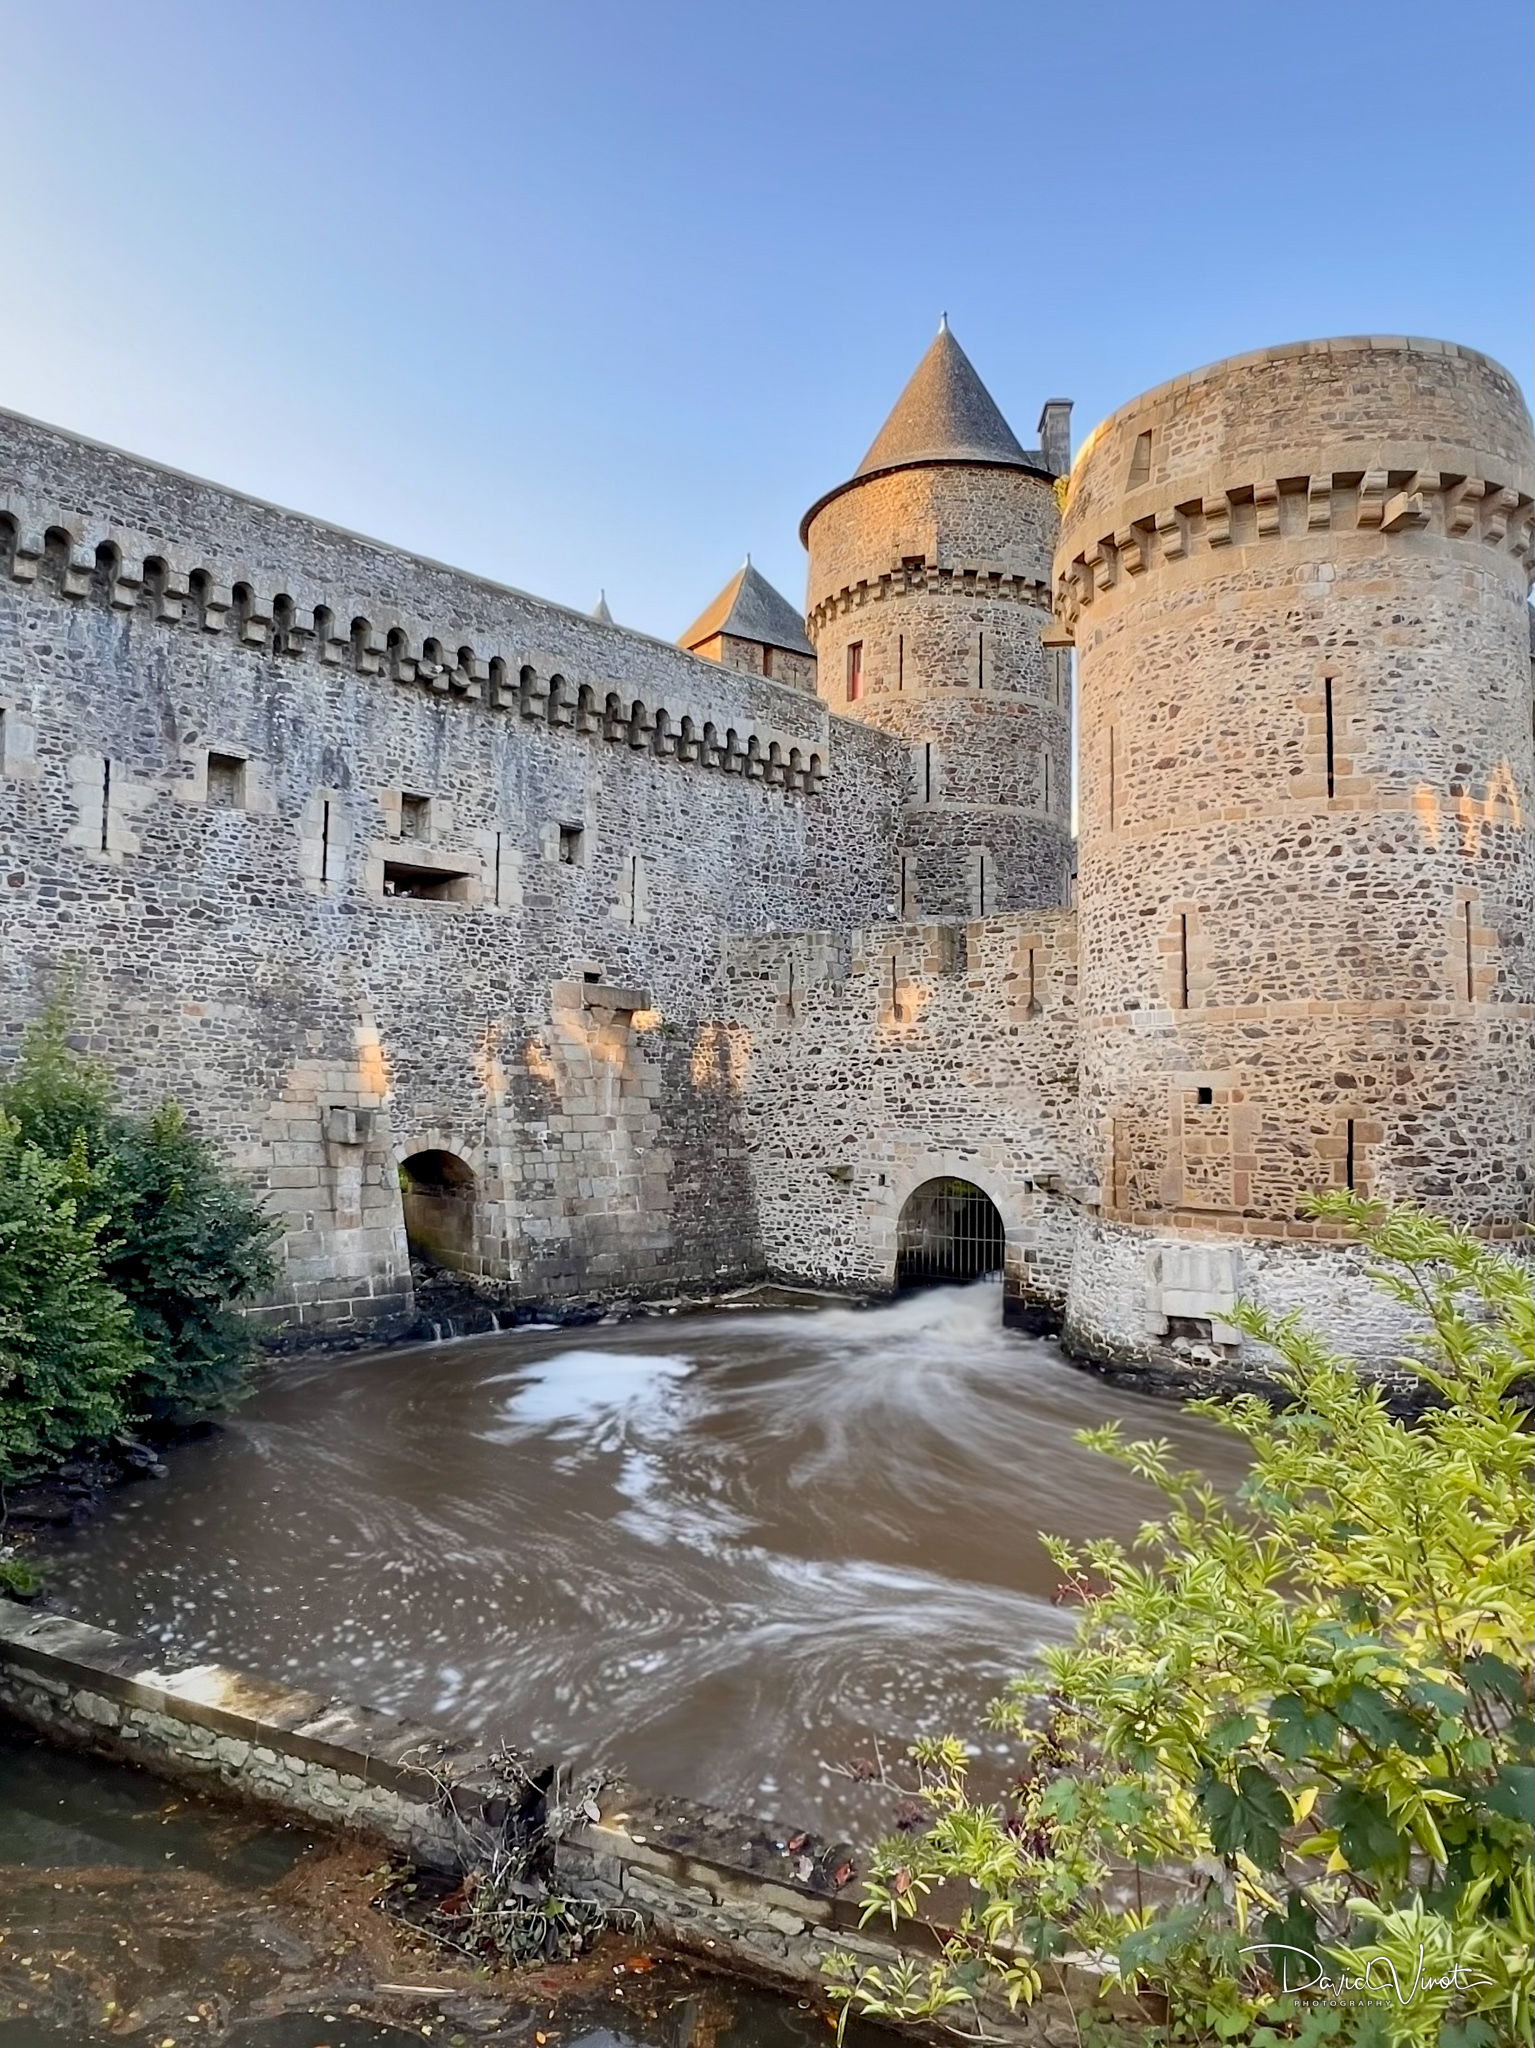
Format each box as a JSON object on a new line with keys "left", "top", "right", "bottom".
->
{"left": 726, "top": 911, "right": 1083, "bottom": 1314}
{"left": 1057, "top": 336, "right": 1535, "bottom": 1372}
{"left": 0, "top": 407, "right": 907, "bottom": 1332}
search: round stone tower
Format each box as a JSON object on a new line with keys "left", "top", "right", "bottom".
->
{"left": 802, "top": 321, "right": 1073, "bottom": 918}
{"left": 1055, "top": 335, "right": 1535, "bottom": 1370}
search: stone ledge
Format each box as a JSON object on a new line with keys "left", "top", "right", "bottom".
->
{"left": 0, "top": 1602, "right": 1132, "bottom": 2039}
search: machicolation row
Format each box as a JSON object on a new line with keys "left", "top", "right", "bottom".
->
{"left": 1055, "top": 467, "right": 1535, "bottom": 625}
{"left": 0, "top": 499, "right": 826, "bottom": 794}
{"left": 806, "top": 556, "right": 1054, "bottom": 641}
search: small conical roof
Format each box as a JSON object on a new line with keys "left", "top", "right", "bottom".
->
{"left": 591, "top": 591, "right": 614, "bottom": 624}
{"left": 800, "top": 321, "right": 1047, "bottom": 540}
{"left": 679, "top": 561, "right": 813, "bottom": 658}
{"left": 854, "top": 320, "right": 1029, "bottom": 476}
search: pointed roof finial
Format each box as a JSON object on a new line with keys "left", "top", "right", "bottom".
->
{"left": 591, "top": 590, "right": 613, "bottom": 625}
{"left": 939, "top": 311, "right": 948, "bottom": 332}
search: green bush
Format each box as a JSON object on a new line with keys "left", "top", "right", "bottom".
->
{"left": 0, "top": 1007, "right": 278, "bottom": 1482}
{"left": 827, "top": 1196, "right": 1534, "bottom": 2047}
{"left": 0, "top": 1119, "right": 144, "bottom": 1481}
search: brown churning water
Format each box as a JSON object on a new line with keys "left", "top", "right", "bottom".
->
{"left": 49, "top": 1286, "right": 1245, "bottom": 1833}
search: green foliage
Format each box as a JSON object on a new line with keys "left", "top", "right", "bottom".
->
{"left": 94, "top": 1101, "right": 279, "bottom": 1421}
{"left": 828, "top": 1197, "right": 1534, "bottom": 2047}
{"left": 0, "top": 1004, "right": 278, "bottom": 1483}
{"left": 0, "top": 1118, "right": 144, "bottom": 1481}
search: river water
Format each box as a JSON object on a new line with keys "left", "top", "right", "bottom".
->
{"left": 48, "top": 1283, "right": 1246, "bottom": 1836}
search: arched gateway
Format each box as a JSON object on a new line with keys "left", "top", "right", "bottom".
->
{"left": 399, "top": 1149, "right": 478, "bottom": 1271}
{"left": 895, "top": 1176, "right": 1006, "bottom": 1288}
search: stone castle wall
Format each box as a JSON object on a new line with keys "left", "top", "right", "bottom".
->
{"left": 726, "top": 911, "right": 1082, "bottom": 1311}
{"left": 0, "top": 407, "right": 907, "bottom": 1332}
{"left": 804, "top": 465, "right": 1073, "bottom": 917}
{"left": 2, "top": 329, "right": 1530, "bottom": 1378}
{"left": 1056, "top": 336, "right": 1535, "bottom": 1371}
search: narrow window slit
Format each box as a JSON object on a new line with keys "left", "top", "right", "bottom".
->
{"left": 1463, "top": 900, "right": 1474, "bottom": 1001}
{"left": 320, "top": 799, "right": 331, "bottom": 883}
{"left": 1345, "top": 1118, "right": 1356, "bottom": 1191}
{"left": 100, "top": 758, "right": 111, "bottom": 852}
{"left": 1179, "top": 913, "right": 1189, "bottom": 1010}
{"left": 1324, "top": 677, "right": 1335, "bottom": 798}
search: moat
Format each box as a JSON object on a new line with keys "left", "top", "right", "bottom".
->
{"left": 43, "top": 1285, "right": 1245, "bottom": 1835}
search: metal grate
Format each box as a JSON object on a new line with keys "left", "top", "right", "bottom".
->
{"left": 895, "top": 1177, "right": 1005, "bottom": 1288}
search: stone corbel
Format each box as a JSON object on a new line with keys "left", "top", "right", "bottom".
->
{"left": 1202, "top": 494, "right": 1231, "bottom": 546}
{"left": 1443, "top": 478, "right": 1486, "bottom": 537}
{"left": 1113, "top": 525, "right": 1149, "bottom": 575}
{"left": 1355, "top": 470, "right": 1391, "bottom": 528}
{"left": 1306, "top": 476, "right": 1333, "bottom": 532}
{"left": 59, "top": 538, "right": 97, "bottom": 598}
{"left": 1253, "top": 483, "right": 1281, "bottom": 538}
{"left": 1480, "top": 486, "right": 1520, "bottom": 544}
{"left": 1156, "top": 507, "right": 1188, "bottom": 560}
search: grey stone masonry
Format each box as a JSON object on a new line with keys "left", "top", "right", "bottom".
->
{"left": 0, "top": 1604, "right": 1133, "bottom": 2042}
{"left": 0, "top": 405, "right": 907, "bottom": 1331}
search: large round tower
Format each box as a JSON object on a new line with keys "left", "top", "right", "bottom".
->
{"left": 1055, "top": 335, "right": 1535, "bottom": 1369}
{"left": 802, "top": 322, "right": 1073, "bottom": 917}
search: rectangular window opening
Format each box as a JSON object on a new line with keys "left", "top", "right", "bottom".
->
{"left": 899, "top": 854, "right": 910, "bottom": 917}
{"left": 629, "top": 853, "right": 641, "bottom": 928}
{"left": 400, "top": 791, "right": 431, "bottom": 841}
{"left": 206, "top": 751, "right": 245, "bottom": 809}
{"left": 846, "top": 640, "right": 863, "bottom": 703}
{"left": 99, "top": 758, "right": 112, "bottom": 853}
{"left": 382, "top": 859, "right": 472, "bottom": 902}
{"left": 558, "top": 823, "right": 584, "bottom": 866}
{"left": 1027, "top": 945, "right": 1037, "bottom": 1011}
{"left": 1196, "top": 1085, "right": 1213, "bottom": 1106}
{"left": 897, "top": 634, "right": 904, "bottom": 691}
{"left": 977, "top": 851, "right": 988, "bottom": 916}
{"left": 1179, "top": 913, "right": 1190, "bottom": 1010}
{"left": 320, "top": 798, "right": 332, "bottom": 883}
{"left": 1344, "top": 1117, "right": 1357, "bottom": 1190}
{"left": 1324, "top": 678, "right": 1336, "bottom": 799}
{"left": 977, "top": 631, "right": 984, "bottom": 691}
{"left": 923, "top": 741, "right": 933, "bottom": 804}
{"left": 494, "top": 829, "right": 504, "bottom": 906}
{"left": 762, "top": 645, "right": 774, "bottom": 679}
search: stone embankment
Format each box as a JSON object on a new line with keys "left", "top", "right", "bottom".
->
{"left": 0, "top": 1602, "right": 1126, "bottom": 2044}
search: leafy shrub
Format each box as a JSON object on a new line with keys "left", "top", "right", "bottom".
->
{"left": 827, "top": 1196, "right": 1534, "bottom": 2047}
{"left": 0, "top": 1007, "right": 278, "bottom": 1482}
{"left": 0, "top": 1118, "right": 144, "bottom": 1482}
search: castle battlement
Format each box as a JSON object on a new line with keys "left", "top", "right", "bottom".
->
{"left": 0, "top": 407, "right": 846, "bottom": 796}
{"left": 1055, "top": 462, "right": 1534, "bottom": 630}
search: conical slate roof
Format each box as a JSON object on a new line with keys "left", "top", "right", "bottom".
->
{"left": 679, "top": 560, "right": 814, "bottom": 658}
{"left": 854, "top": 319, "right": 1030, "bottom": 476}
{"left": 800, "top": 320, "right": 1051, "bottom": 540}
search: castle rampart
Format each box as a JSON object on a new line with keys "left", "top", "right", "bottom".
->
{"left": 0, "top": 405, "right": 908, "bottom": 1332}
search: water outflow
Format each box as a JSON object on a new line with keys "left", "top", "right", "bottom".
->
{"left": 50, "top": 1285, "right": 1246, "bottom": 1834}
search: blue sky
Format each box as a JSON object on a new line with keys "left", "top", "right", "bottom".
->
{"left": 2, "top": 0, "right": 1529, "bottom": 640}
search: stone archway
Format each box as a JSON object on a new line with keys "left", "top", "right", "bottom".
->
{"left": 895, "top": 1176, "right": 1007, "bottom": 1288}
{"left": 399, "top": 1149, "right": 478, "bottom": 1272}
